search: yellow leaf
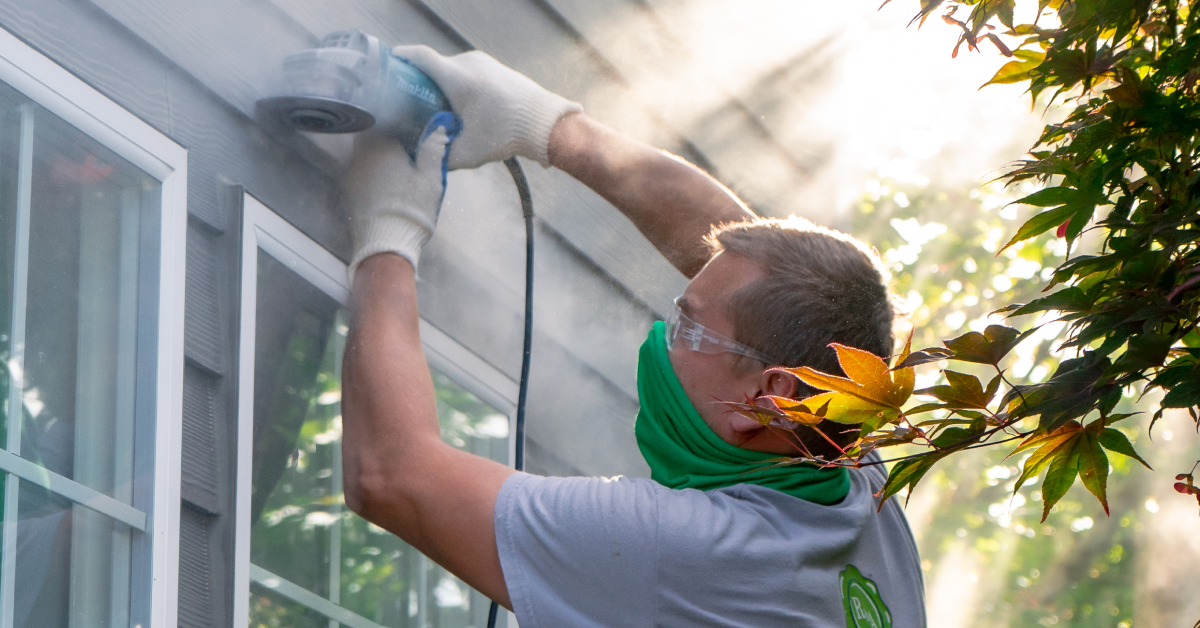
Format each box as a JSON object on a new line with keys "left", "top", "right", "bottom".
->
{"left": 777, "top": 339, "right": 914, "bottom": 425}
{"left": 799, "top": 391, "right": 898, "bottom": 425}
{"left": 785, "top": 366, "right": 865, "bottom": 397}
{"left": 892, "top": 333, "right": 915, "bottom": 400}
{"left": 764, "top": 395, "right": 809, "bottom": 410}
{"left": 786, "top": 410, "right": 826, "bottom": 426}
{"left": 753, "top": 396, "right": 825, "bottom": 426}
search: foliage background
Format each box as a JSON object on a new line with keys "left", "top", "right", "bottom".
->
{"left": 840, "top": 3, "right": 1200, "bottom": 619}
{"left": 853, "top": 165, "right": 1199, "bottom": 626}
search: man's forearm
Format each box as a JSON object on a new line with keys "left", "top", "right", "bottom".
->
{"left": 341, "top": 254, "right": 514, "bottom": 607}
{"left": 341, "top": 255, "right": 444, "bottom": 520}
{"left": 548, "top": 113, "right": 756, "bottom": 278}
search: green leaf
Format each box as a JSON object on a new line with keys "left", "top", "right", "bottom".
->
{"left": 916, "top": 370, "right": 993, "bottom": 408}
{"left": 1100, "top": 412, "right": 1136, "bottom": 425}
{"left": 1012, "top": 421, "right": 1083, "bottom": 493}
{"left": 1098, "top": 428, "right": 1152, "bottom": 469}
{"left": 942, "top": 325, "right": 1028, "bottom": 366}
{"left": 1076, "top": 430, "right": 1110, "bottom": 515}
{"left": 1010, "top": 287, "right": 1092, "bottom": 316}
{"left": 930, "top": 426, "right": 980, "bottom": 448}
{"left": 1113, "top": 333, "right": 1174, "bottom": 371}
{"left": 983, "top": 55, "right": 1040, "bottom": 86}
{"left": 1013, "top": 186, "right": 1079, "bottom": 207}
{"left": 1161, "top": 378, "right": 1200, "bottom": 409}
{"left": 904, "top": 403, "right": 950, "bottom": 416}
{"left": 892, "top": 347, "right": 956, "bottom": 369}
{"left": 984, "top": 374, "right": 1003, "bottom": 402}
{"left": 997, "top": 0, "right": 1015, "bottom": 29}
{"left": 1003, "top": 352, "right": 1116, "bottom": 430}
{"left": 878, "top": 453, "right": 946, "bottom": 507}
{"left": 1040, "top": 443, "right": 1082, "bottom": 522}
{"left": 998, "top": 203, "right": 1080, "bottom": 253}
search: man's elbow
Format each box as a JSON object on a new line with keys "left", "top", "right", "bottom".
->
{"left": 342, "top": 470, "right": 368, "bottom": 519}
{"left": 342, "top": 455, "right": 406, "bottom": 524}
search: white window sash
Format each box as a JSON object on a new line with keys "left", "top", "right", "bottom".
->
{"left": 233, "top": 193, "right": 518, "bottom": 628}
{"left": 0, "top": 28, "right": 188, "bottom": 628}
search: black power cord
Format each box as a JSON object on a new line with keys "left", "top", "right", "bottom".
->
{"left": 487, "top": 157, "right": 534, "bottom": 628}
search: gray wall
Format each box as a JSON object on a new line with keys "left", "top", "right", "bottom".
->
{"left": 0, "top": 1, "right": 836, "bottom": 626}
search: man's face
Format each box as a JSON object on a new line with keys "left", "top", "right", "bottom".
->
{"left": 668, "top": 251, "right": 800, "bottom": 455}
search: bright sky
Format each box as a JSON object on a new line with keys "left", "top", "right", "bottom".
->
{"left": 599, "top": 0, "right": 1054, "bottom": 211}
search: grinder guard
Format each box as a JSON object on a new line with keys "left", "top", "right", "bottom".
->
{"left": 257, "top": 30, "right": 452, "bottom": 158}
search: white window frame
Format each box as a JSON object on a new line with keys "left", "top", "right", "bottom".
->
{"left": 0, "top": 27, "right": 188, "bottom": 628}
{"left": 233, "top": 194, "right": 518, "bottom": 628}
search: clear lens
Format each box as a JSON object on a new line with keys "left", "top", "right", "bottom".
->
{"left": 664, "top": 301, "right": 680, "bottom": 351}
{"left": 665, "top": 298, "right": 773, "bottom": 363}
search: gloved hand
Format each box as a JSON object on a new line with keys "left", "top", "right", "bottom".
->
{"left": 391, "top": 45, "right": 582, "bottom": 169}
{"left": 345, "top": 114, "right": 460, "bottom": 276}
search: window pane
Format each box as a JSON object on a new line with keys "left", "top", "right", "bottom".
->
{"left": 0, "top": 79, "right": 157, "bottom": 505}
{"left": 250, "top": 583, "right": 333, "bottom": 628}
{"left": 9, "top": 476, "right": 133, "bottom": 628}
{"left": 249, "top": 248, "right": 509, "bottom": 628}
{"left": 249, "top": 250, "right": 344, "bottom": 596}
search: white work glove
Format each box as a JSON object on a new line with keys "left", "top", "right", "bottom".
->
{"left": 345, "top": 113, "right": 459, "bottom": 276}
{"left": 392, "top": 45, "right": 582, "bottom": 169}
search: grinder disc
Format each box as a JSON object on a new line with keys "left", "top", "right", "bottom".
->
{"left": 256, "top": 96, "right": 376, "bottom": 134}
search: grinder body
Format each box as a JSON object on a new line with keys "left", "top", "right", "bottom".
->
{"left": 258, "top": 30, "right": 452, "bottom": 157}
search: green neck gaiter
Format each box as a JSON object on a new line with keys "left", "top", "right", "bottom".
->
{"left": 635, "top": 321, "right": 849, "bottom": 505}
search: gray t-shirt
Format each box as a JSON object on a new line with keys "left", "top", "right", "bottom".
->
{"left": 494, "top": 463, "right": 925, "bottom": 627}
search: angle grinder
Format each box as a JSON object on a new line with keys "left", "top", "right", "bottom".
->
{"left": 258, "top": 30, "right": 453, "bottom": 158}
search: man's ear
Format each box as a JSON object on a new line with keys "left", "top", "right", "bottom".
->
{"left": 759, "top": 369, "right": 799, "bottom": 399}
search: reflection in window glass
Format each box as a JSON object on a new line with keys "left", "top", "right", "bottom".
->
{"left": 0, "top": 77, "right": 157, "bottom": 627}
{"left": 12, "top": 477, "right": 133, "bottom": 628}
{"left": 249, "top": 250, "right": 509, "bottom": 628}
{"left": 251, "top": 583, "right": 333, "bottom": 628}
{"left": 0, "top": 83, "right": 156, "bottom": 500}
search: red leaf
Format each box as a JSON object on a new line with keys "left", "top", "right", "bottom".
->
{"left": 983, "top": 33, "right": 1013, "bottom": 57}
{"left": 1056, "top": 220, "right": 1069, "bottom": 238}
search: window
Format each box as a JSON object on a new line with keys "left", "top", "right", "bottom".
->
{"left": 235, "top": 196, "right": 516, "bottom": 628}
{"left": 0, "top": 29, "right": 188, "bottom": 628}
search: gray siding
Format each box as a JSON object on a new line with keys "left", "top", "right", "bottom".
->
{"left": 0, "top": 1, "right": 835, "bottom": 626}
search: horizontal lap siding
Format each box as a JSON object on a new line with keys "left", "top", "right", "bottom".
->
{"left": 0, "top": 0, "right": 776, "bottom": 624}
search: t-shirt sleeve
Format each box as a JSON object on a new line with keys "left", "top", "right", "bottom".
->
{"left": 493, "top": 472, "right": 661, "bottom": 628}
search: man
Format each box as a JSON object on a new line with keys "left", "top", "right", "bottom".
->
{"left": 341, "top": 47, "right": 925, "bottom": 627}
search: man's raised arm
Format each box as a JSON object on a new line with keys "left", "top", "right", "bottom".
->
{"left": 339, "top": 125, "right": 514, "bottom": 608}
{"left": 394, "top": 45, "right": 756, "bottom": 279}
{"left": 548, "top": 113, "right": 755, "bottom": 278}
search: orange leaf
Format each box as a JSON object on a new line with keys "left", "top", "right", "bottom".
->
{"left": 782, "top": 366, "right": 863, "bottom": 397}
{"left": 834, "top": 343, "right": 893, "bottom": 393}
{"left": 831, "top": 343, "right": 913, "bottom": 407}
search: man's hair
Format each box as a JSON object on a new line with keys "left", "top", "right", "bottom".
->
{"left": 707, "top": 216, "right": 896, "bottom": 429}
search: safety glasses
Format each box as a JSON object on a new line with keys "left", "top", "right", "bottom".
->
{"left": 665, "top": 297, "right": 775, "bottom": 364}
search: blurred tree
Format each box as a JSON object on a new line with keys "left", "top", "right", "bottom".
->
{"left": 732, "top": 1, "right": 1200, "bottom": 624}
{"left": 845, "top": 169, "right": 1152, "bottom": 627}
{"left": 735, "top": 0, "right": 1200, "bottom": 525}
